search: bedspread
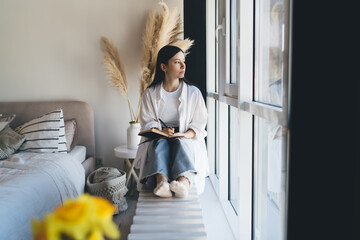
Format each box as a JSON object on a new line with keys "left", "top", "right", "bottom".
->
{"left": 0, "top": 152, "right": 85, "bottom": 240}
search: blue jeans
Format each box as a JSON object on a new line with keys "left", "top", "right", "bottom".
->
{"left": 140, "top": 138, "right": 197, "bottom": 188}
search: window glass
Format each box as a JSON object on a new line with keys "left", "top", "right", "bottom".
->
{"left": 230, "top": 0, "right": 239, "bottom": 84}
{"left": 253, "top": 116, "right": 286, "bottom": 240}
{"left": 229, "top": 105, "right": 239, "bottom": 214}
{"left": 215, "top": 99, "right": 219, "bottom": 177}
{"left": 254, "top": 0, "right": 285, "bottom": 107}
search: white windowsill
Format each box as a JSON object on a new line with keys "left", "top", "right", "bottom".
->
{"left": 199, "top": 177, "right": 236, "bottom": 240}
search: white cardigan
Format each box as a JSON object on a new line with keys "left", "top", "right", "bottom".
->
{"left": 134, "top": 82, "right": 209, "bottom": 194}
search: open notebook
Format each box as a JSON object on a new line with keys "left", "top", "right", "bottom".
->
{"left": 138, "top": 128, "right": 172, "bottom": 139}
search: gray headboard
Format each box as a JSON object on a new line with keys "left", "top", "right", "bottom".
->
{"left": 0, "top": 101, "right": 95, "bottom": 158}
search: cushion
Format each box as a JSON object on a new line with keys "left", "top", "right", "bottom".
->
{"left": 65, "top": 119, "right": 78, "bottom": 152}
{"left": 58, "top": 109, "right": 67, "bottom": 153}
{"left": 0, "top": 114, "right": 16, "bottom": 131}
{"left": 0, "top": 128, "right": 26, "bottom": 160}
{"left": 15, "top": 109, "right": 67, "bottom": 153}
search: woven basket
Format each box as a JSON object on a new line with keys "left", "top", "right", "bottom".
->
{"left": 86, "top": 167, "right": 128, "bottom": 214}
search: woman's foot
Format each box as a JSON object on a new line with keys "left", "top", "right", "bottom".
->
{"left": 153, "top": 181, "right": 172, "bottom": 198}
{"left": 170, "top": 177, "right": 190, "bottom": 198}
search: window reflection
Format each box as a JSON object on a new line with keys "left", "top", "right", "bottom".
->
{"left": 255, "top": 0, "right": 285, "bottom": 107}
{"left": 254, "top": 116, "right": 286, "bottom": 240}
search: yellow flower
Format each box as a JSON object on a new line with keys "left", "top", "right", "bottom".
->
{"left": 31, "top": 193, "right": 120, "bottom": 240}
{"left": 45, "top": 196, "right": 92, "bottom": 240}
{"left": 91, "top": 196, "right": 120, "bottom": 240}
{"left": 31, "top": 219, "right": 47, "bottom": 240}
{"left": 87, "top": 229, "right": 104, "bottom": 240}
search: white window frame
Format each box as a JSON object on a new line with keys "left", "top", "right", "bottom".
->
{"left": 225, "top": 0, "right": 239, "bottom": 98}
{"left": 207, "top": 0, "right": 242, "bottom": 238}
{"left": 236, "top": 0, "right": 255, "bottom": 238}
{"left": 250, "top": 1, "right": 292, "bottom": 240}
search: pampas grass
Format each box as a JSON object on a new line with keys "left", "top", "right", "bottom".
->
{"left": 101, "top": 1, "right": 194, "bottom": 123}
{"left": 173, "top": 39, "right": 194, "bottom": 56}
{"left": 101, "top": 37, "right": 136, "bottom": 122}
{"left": 136, "top": 0, "right": 194, "bottom": 122}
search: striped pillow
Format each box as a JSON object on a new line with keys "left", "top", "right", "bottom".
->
{"left": 58, "top": 109, "right": 67, "bottom": 153}
{"left": 15, "top": 109, "right": 67, "bottom": 153}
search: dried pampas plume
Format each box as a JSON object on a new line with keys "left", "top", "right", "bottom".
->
{"left": 137, "top": 0, "right": 194, "bottom": 122}
{"left": 100, "top": 1, "right": 194, "bottom": 123}
{"left": 103, "top": 54, "right": 127, "bottom": 94}
{"left": 101, "top": 36, "right": 135, "bottom": 122}
{"left": 173, "top": 39, "right": 194, "bottom": 56}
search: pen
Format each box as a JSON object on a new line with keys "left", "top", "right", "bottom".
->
{"left": 158, "top": 118, "right": 169, "bottom": 128}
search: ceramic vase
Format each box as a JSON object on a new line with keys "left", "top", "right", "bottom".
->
{"left": 127, "top": 122, "right": 141, "bottom": 149}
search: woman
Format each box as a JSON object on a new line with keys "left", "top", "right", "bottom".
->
{"left": 134, "top": 45, "right": 209, "bottom": 198}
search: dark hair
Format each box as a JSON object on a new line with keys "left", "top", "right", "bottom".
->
{"left": 148, "top": 45, "right": 191, "bottom": 88}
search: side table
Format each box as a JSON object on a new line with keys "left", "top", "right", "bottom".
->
{"left": 114, "top": 145, "right": 139, "bottom": 187}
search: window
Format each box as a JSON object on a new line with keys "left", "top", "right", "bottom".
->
{"left": 207, "top": 0, "right": 240, "bottom": 233}
{"left": 252, "top": 1, "right": 289, "bottom": 239}
{"left": 206, "top": 0, "right": 291, "bottom": 239}
{"left": 253, "top": 117, "right": 287, "bottom": 240}
{"left": 229, "top": 105, "right": 240, "bottom": 214}
{"left": 254, "top": 0, "right": 285, "bottom": 107}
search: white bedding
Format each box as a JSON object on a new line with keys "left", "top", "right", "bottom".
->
{"left": 0, "top": 151, "right": 85, "bottom": 240}
{"left": 68, "top": 145, "right": 87, "bottom": 163}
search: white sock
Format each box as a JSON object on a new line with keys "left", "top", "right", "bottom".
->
{"left": 153, "top": 181, "right": 172, "bottom": 198}
{"left": 170, "top": 180, "right": 189, "bottom": 198}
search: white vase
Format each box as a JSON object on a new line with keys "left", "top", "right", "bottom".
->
{"left": 127, "top": 122, "right": 141, "bottom": 149}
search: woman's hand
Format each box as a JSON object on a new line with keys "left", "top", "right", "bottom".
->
{"left": 161, "top": 127, "right": 175, "bottom": 136}
{"left": 171, "top": 129, "right": 196, "bottom": 139}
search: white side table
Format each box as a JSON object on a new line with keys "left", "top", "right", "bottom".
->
{"left": 114, "top": 145, "right": 139, "bottom": 187}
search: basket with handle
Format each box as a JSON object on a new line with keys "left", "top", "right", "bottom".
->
{"left": 86, "top": 167, "right": 128, "bottom": 214}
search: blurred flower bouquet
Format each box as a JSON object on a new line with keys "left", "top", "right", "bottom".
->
{"left": 31, "top": 194, "right": 120, "bottom": 240}
{"left": 101, "top": 0, "right": 194, "bottom": 123}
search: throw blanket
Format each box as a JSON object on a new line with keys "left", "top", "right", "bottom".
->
{"left": 0, "top": 152, "right": 85, "bottom": 240}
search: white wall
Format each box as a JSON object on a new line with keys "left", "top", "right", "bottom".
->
{"left": 0, "top": 0, "right": 183, "bottom": 168}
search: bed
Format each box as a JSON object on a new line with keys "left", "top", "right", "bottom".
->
{"left": 0, "top": 101, "right": 96, "bottom": 240}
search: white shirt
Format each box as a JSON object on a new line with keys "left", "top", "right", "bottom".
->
{"left": 159, "top": 83, "right": 180, "bottom": 128}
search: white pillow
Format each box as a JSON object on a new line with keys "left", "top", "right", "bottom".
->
{"left": 15, "top": 109, "right": 67, "bottom": 153}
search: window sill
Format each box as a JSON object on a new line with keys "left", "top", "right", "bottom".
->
{"left": 199, "top": 177, "right": 236, "bottom": 240}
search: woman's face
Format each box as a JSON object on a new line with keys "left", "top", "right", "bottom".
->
{"left": 161, "top": 51, "right": 186, "bottom": 81}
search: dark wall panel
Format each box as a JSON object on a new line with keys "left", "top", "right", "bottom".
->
{"left": 184, "top": 0, "right": 207, "bottom": 100}
{"left": 287, "top": 1, "right": 357, "bottom": 240}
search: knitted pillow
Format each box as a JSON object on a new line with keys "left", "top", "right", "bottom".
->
{"left": 0, "top": 114, "right": 16, "bottom": 132}
{"left": 0, "top": 128, "right": 26, "bottom": 160}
